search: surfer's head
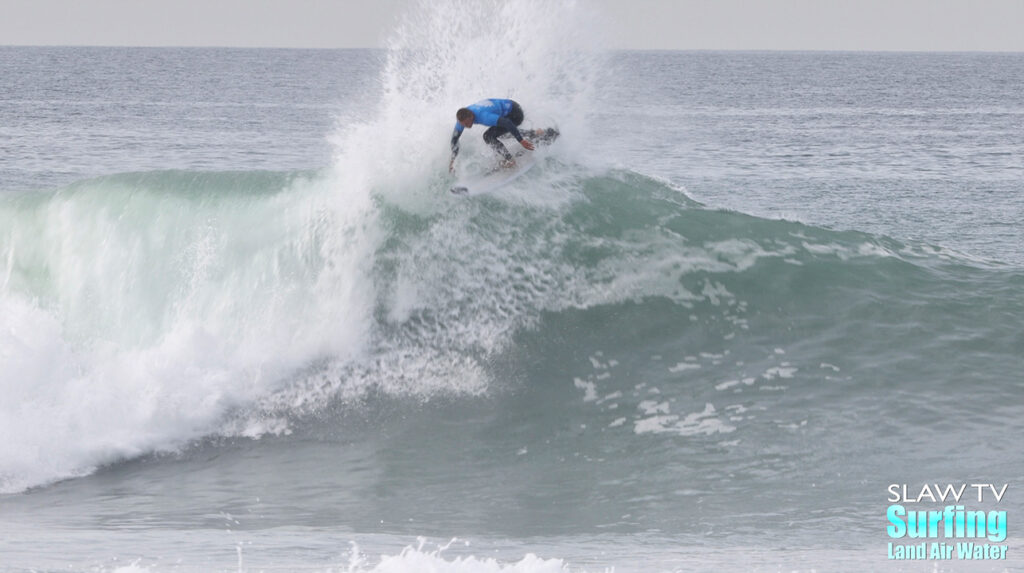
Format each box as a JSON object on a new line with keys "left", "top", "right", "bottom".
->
{"left": 456, "top": 108, "right": 474, "bottom": 128}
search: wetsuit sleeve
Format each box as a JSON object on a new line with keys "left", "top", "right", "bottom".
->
{"left": 450, "top": 124, "right": 463, "bottom": 157}
{"left": 496, "top": 116, "right": 523, "bottom": 142}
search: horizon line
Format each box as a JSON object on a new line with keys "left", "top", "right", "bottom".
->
{"left": 2, "top": 44, "right": 1023, "bottom": 55}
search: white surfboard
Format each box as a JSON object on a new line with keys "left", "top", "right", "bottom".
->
{"left": 450, "top": 151, "right": 537, "bottom": 196}
{"left": 449, "top": 128, "right": 559, "bottom": 196}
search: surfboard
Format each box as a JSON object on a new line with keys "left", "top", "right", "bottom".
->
{"left": 450, "top": 151, "right": 537, "bottom": 195}
{"left": 450, "top": 128, "right": 559, "bottom": 196}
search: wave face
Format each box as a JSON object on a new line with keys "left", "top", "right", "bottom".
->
{"left": 3, "top": 163, "right": 1022, "bottom": 496}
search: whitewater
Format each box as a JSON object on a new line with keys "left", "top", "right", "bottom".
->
{"left": 1, "top": 1, "right": 1023, "bottom": 571}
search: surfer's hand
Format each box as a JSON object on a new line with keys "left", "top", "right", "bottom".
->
{"left": 520, "top": 139, "right": 535, "bottom": 151}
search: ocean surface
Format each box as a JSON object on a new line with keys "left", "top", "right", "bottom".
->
{"left": 1, "top": 3, "right": 1023, "bottom": 572}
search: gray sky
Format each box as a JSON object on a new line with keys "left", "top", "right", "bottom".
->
{"left": 1, "top": 0, "right": 1022, "bottom": 51}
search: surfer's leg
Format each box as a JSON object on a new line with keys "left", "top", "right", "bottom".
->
{"left": 483, "top": 127, "right": 513, "bottom": 161}
{"left": 484, "top": 103, "right": 525, "bottom": 163}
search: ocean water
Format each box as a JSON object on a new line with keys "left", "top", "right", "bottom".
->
{"left": 1, "top": 2, "right": 1023, "bottom": 572}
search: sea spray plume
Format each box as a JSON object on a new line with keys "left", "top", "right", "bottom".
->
{"left": 372, "top": 0, "right": 606, "bottom": 181}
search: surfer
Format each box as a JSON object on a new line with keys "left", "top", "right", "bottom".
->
{"left": 449, "top": 98, "right": 535, "bottom": 172}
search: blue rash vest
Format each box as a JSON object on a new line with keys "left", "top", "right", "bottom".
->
{"left": 450, "top": 98, "right": 523, "bottom": 157}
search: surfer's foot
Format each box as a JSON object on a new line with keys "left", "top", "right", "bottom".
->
{"left": 500, "top": 159, "right": 516, "bottom": 169}
{"left": 531, "top": 128, "right": 559, "bottom": 142}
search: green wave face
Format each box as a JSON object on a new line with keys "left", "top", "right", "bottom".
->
{"left": 0, "top": 166, "right": 1020, "bottom": 504}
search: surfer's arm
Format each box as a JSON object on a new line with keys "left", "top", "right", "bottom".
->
{"left": 449, "top": 125, "right": 463, "bottom": 171}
